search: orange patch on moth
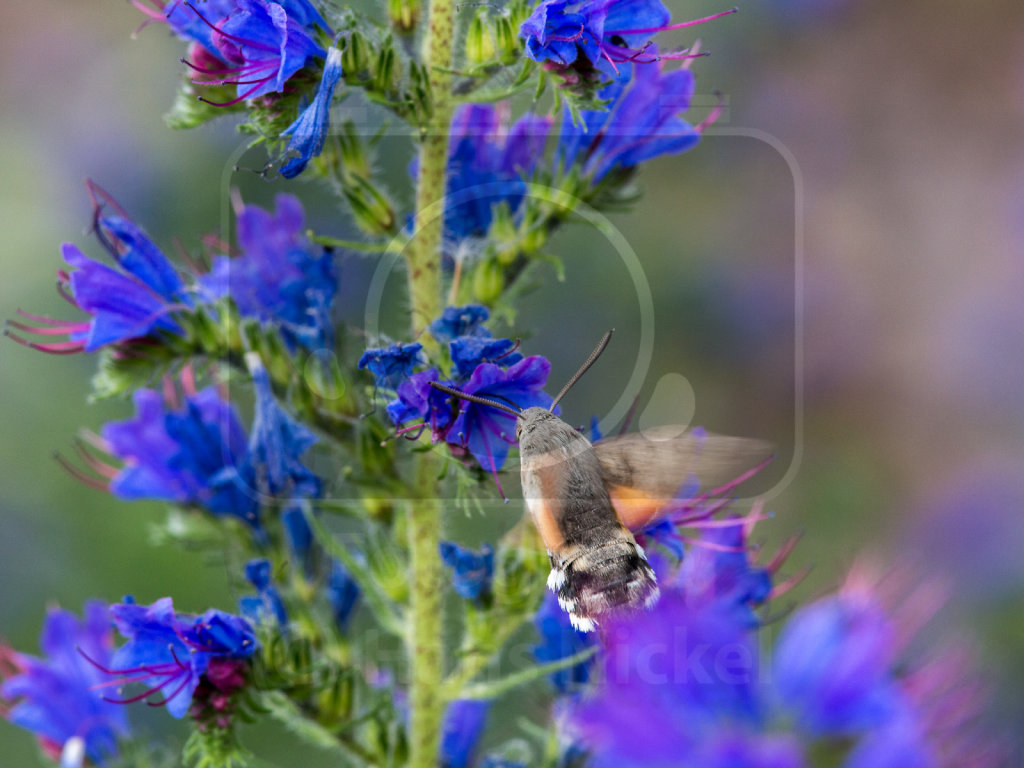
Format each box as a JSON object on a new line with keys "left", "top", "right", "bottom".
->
{"left": 608, "top": 485, "right": 670, "bottom": 531}
{"left": 525, "top": 496, "right": 566, "bottom": 551}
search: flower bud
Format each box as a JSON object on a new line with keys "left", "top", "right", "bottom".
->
{"left": 387, "top": 0, "right": 419, "bottom": 33}
{"left": 472, "top": 258, "right": 504, "bottom": 304}
{"left": 466, "top": 9, "right": 497, "bottom": 66}
{"left": 494, "top": 16, "right": 520, "bottom": 65}
{"left": 342, "top": 32, "right": 370, "bottom": 78}
{"left": 344, "top": 176, "right": 397, "bottom": 236}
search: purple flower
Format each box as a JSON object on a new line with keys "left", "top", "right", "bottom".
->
{"left": 280, "top": 46, "right": 343, "bottom": 179}
{"left": 9, "top": 201, "right": 191, "bottom": 355}
{"left": 359, "top": 342, "right": 425, "bottom": 389}
{"left": 521, "top": 0, "right": 731, "bottom": 76}
{"left": 102, "top": 386, "right": 257, "bottom": 525}
{"left": 772, "top": 590, "right": 901, "bottom": 736}
{"left": 439, "top": 699, "right": 489, "bottom": 768}
{"left": 429, "top": 304, "right": 492, "bottom": 343}
{"left": 431, "top": 104, "right": 550, "bottom": 241}
{"left": 153, "top": 0, "right": 331, "bottom": 106}
{"left": 1, "top": 602, "right": 128, "bottom": 767}
{"left": 558, "top": 58, "right": 700, "bottom": 181}
{"left": 200, "top": 195, "right": 338, "bottom": 350}
{"left": 449, "top": 336, "right": 523, "bottom": 379}
{"left": 386, "top": 369, "right": 457, "bottom": 441}
{"left": 327, "top": 561, "right": 361, "bottom": 631}
{"left": 569, "top": 588, "right": 762, "bottom": 766}
{"left": 446, "top": 355, "right": 554, "bottom": 475}
{"left": 240, "top": 558, "right": 288, "bottom": 627}
{"left": 693, "top": 730, "right": 806, "bottom": 768}
{"left": 102, "top": 598, "right": 256, "bottom": 720}
{"left": 439, "top": 542, "right": 495, "bottom": 601}
{"left": 533, "top": 591, "right": 598, "bottom": 694}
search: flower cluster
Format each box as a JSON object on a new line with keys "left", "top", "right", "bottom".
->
{"left": 362, "top": 304, "right": 553, "bottom": 486}
{"left": 99, "top": 597, "right": 258, "bottom": 720}
{"left": 66, "top": 356, "right": 320, "bottom": 537}
{"left": 1, "top": 602, "right": 129, "bottom": 767}
{"left": 10, "top": 189, "right": 338, "bottom": 357}
{"left": 563, "top": 513, "right": 997, "bottom": 768}
{"left": 520, "top": 0, "right": 732, "bottom": 80}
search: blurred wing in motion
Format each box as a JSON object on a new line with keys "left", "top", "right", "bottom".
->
{"left": 593, "top": 427, "right": 773, "bottom": 530}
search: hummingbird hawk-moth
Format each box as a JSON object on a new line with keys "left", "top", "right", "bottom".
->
{"left": 432, "top": 331, "right": 770, "bottom": 632}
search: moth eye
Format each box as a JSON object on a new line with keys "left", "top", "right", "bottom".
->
{"left": 609, "top": 34, "right": 627, "bottom": 47}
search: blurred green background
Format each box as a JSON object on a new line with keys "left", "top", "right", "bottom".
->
{"left": 3, "top": 0, "right": 1023, "bottom": 764}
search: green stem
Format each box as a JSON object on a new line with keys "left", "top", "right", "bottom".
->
{"left": 407, "top": 455, "right": 445, "bottom": 768}
{"left": 404, "top": 0, "right": 457, "bottom": 764}
{"left": 406, "top": 0, "right": 456, "bottom": 336}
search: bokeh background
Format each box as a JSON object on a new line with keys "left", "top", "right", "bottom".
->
{"left": 3, "top": 0, "right": 1023, "bottom": 764}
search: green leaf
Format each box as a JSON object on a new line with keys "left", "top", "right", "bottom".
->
{"left": 305, "top": 511, "right": 405, "bottom": 636}
{"left": 454, "top": 645, "right": 598, "bottom": 700}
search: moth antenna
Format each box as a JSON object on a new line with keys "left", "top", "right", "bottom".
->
{"left": 429, "top": 381, "right": 524, "bottom": 419}
{"left": 549, "top": 329, "right": 614, "bottom": 412}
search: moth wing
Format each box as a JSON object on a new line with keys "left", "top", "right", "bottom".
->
{"left": 593, "top": 427, "right": 773, "bottom": 530}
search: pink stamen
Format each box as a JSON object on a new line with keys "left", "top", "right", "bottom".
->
{"left": 149, "top": 674, "right": 191, "bottom": 707}
{"left": 5, "top": 333, "right": 86, "bottom": 355}
{"left": 180, "top": 363, "right": 197, "bottom": 397}
{"left": 56, "top": 280, "right": 79, "bottom": 308}
{"left": 53, "top": 453, "right": 109, "bottom": 491}
{"left": 482, "top": 435, "right": 507, "bottom": 501}
{"left": 768, "top": 566, "right": 812, "bottom": 601}
{"left": 183, "top": 1, "right": 277, "bottom": 52}
{"left": 545, "top": 23, "right": 587, "bottom": 43}
{"left": 706, "top": 454, "right": 773, "bottom": 498}
{"left": 766, "top": 533, "right": 802, "bottom": 574}
{"left": 5, "top": 320, "right": 88, "bottom": 336}
{"left": 73, "top": 440, "right": 120, "bottom": 480}
{"left": 611, "top": 7, "right": 737, "bottom": 37}
{"left": 162, "top": 374, "right": 180, "bottom": 410}
{"left": 199, "top": 78, "right": 269, "bottom": 107}
{"left": 85, "top": 180, "right": 131, "bottom": 221}
{"left": 677, "top": 535, "right": 745, "bottom": 554}
{"left": 14, "top": 308, "right": 76, "bottom": 325}
{"left": 696, "top": 91, "right": 725, "bottom": 133}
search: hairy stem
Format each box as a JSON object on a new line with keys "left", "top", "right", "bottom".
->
{"left": 406, "top": 0, "right": 456, "bottom": 336}
{"left": 405, "top": 0, "right": 457, "bottom": 762}
{"left": 407, "top": 454, "right": 445, "bottom": 768}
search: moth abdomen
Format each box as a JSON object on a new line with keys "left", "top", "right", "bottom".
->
{"left": 549, "top": 533, "right": 659, "bottom": 633}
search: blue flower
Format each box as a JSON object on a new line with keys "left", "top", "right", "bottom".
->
{"left": 439, "top": 699, "right": 489, "bottom": 768}
{"left": 1, "top": 602, "right": 128, "bottom": 767}
{"left": 241, "top": 354, "right": 321, "bottom": 499}
{"left": 359, "top": 342, "right": 425, "bottom": 389}
{"left": 281, "top": 46, "right": 343, "bottom": 179}
{"left": 240, "top": 558, "right": 289, "bottom": 627}
{"left": 449, "top": 336, "right": 523, "bottom": 379}
{"left": 102, "top": 386, "right": 257, "bottom": 525}
{"left": 10, "top": 206, "right": 191, "bottom": 355}
{"left": 521, "top": 0, "right": 730, "bottom": 76}
{"left": 386, "top": 369, "right": 457, "bottom": 441}
{"left": 558, "top": 59, "right": 700, "bottom": 181}
{"left": 430, "top": 104, "right": 550, "bottom": 241}
{"left": 162, "top": 0, "right": 331, "bottom": 105}
{"left": 105, "top": 598, "right": 256, "bottom": 719}
{"left": 533, "top": 591, "right": 598, "bottom": 694}
{"left": 327, "top": 561, "right": 361, "bottom": 631}
{"left": 200, "top": 195, "right": 338, "bottom": 350}
{"left": 281, "top": 501, "right": 314, "bottom": 573}
{"left": 429, "top": 304, "right": 492, "bottom": 343}
{"left": 446, "top": 355, "right": 554, "bottom": 474}
{"left": 439, "top": 542, "right": 495, "bottom": 601}
{"left": 772, "top": 591, "right": 901, "bottom": 736}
